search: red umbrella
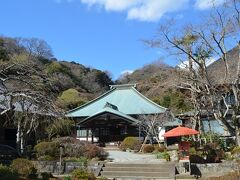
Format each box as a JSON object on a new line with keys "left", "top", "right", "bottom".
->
{"left": 162, "top": 126, "right": 199, "bottom": 138}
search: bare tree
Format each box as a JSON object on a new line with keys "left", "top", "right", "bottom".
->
{"left": 146, "top": 0, "right": 240, "bottom": 145}
{"left": 138, "top": 110, "right": 176, "bottom": 152}
{"left": 17, "top": 38, "right": 53, "bottom": 59}
{"left": 0, "top": 53, "right": 59, "bottom": 152}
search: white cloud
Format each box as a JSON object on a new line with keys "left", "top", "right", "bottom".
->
{"left": 178, "top": 57, "right": 216, "bottom": 70}
{"left": 81, "top": 0, "right": 140, "bottom": 11}
{"left": 56, "top": 0, "right": 224, "bottom": 21}
{"left": 80, "top": 0, "right": 189, "bottom": 21}
{"left": 127, "top": 0, "right": 189, "bottom": 22}
{"left": 195, "top": 0, "right": 225, "bottom": 10}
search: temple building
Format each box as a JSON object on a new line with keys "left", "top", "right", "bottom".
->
{"left": 67, "top": 84, "right": 181, "bottom": 144}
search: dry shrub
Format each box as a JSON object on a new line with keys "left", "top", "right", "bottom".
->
{"left": 143, "top": 144, "right": 155, "bottom": 153}
{"left": 34, "top": 141, "right": 60, "bottom": 159}
{"left": 35, "top": 137, "right": 108, "bottom": 160}
{"left": 120, "top": 137, "right": 141, "bottom": 151}
{"left": 154, "top": 144, "right": 166, "bottom": 152}
{"left": 83, "top": 144, "right": 107, "bottom": 160}
{"left": 71, "top": 168, "right": 95, "bottom": 180}
{"left": 11, "top": 158, "right": 36, "bottom": 178}
{"left": 231, "top": 146, "right": 240, "bottom": 160}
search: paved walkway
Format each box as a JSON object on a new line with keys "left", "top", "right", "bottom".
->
{"left": 107, "top": 150, "right": 165, "bottom": 164}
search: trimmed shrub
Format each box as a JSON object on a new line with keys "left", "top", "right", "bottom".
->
{"left": 71, "top": 169, "right": 95, "bottom": 180}
{"left": 120, "top": 137, "right": 142, "bottom": 151}
{"left": 143, "top": 144, "right": 155, "bottom": 153}
{"left": 54, "top": 137, "right": 86, "bottom": 158}
{"left": 0, "top": 164, "right": 19, "bottom": 180}
{"left": 35, "top": 137, "right": 108, "bottom": 160}
{"left": 231, "top": 146, "right": 240, "bottom": 155}
{"left": 38, "top": 155, "right": 56, "bottom": 161}
{"left": 155, "top": 152, "right": 171, "bottom": 161}
{"left": 11, "top": 158, "right": 36, "bottom": 178}
{"left": 232, "top": 146, "right": 240, "bottom": 160}
{"left": 189, "top": 147, "right": 197, "bottom": 155}
{"left": 62, "top": 143, "right": 85, "bottom": 158}
{"left": 154, "top": 144, "right": 166, "bottom": 152}
{"left": 83, "top": 144, "right": 107, "bottom": 160}
{"left": 34, "top": 141, "right": 60, "bottom": 159}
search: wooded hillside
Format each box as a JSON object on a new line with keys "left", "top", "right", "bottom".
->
{"left": 117, "top": 61, "right": 191, "bottom": 113}
{"left": 0, "top": 36, "right": 192, "bottom": 113}
{"left": 0, "top": 36, "right": 113, "bottom": 110}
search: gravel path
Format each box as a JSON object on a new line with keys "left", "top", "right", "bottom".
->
{"left": 107, "top": 150, "right": 165, "bottom": 164}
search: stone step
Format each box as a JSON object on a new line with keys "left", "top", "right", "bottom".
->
{"left": 101, "top": 171, "right": 172, "bottom": 178}
{"left": 104, "top": 163, "right": 174, "bottom": 168}
{"left": 103, "top": 176, "right": 175, "bottom": 180}
{"left": 102, "top": 167, "right": 170, "bottom": 172}
{"left": 101, "top": 163, "right": 175, "bottom": 179}
{"left": 175, "top": 174, "right": 196, "bottom": 179}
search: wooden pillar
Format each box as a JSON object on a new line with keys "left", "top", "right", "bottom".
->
{"left": 86, "top": 129, "right": 89, "bottom": 142}
{"left": 125, "top": 125, "right": 128, "bottom": 134}
{"left": 99, "top": 128, "right": 102, "bottom": 143}
{"left": 91, "top": 128, "right": 94, "bottom": 144}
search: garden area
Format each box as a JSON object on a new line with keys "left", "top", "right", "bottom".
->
{"left": 117, "top": 134, "right": 240, "bottom": 179}
{"left": 1, "top": 133, "right": 240, "bottom": 179}
{"left": 118, "top": 134, "right": 239, "bottom": 163}
{"left": 0, "top": 136, "right": 108, "bottom": 180}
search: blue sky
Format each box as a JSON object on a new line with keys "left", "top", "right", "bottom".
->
{"left": 0, "top": 0, "right": 224, "bottom": 79}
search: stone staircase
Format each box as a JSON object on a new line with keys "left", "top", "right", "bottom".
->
{"left": 100, "top": 162, "right": 176, "bottom": 180}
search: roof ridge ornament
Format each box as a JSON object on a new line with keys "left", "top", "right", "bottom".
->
{"left": 104, "top": 102, "right": 118, "bottom": 111}
{"left": 109, "top": 84, "right": 137, "bottom": 89}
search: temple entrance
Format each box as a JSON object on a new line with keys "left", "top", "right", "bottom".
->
{"left": 76, "top": 107, "right": 140, "bottom": 144}
{"left": 77, "top": 124, "right": 139, "bottom": 144}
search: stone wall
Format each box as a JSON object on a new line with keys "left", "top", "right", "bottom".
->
{"left": 33, "top": 161, "right": 102, "bottom": 176}
{"left": 191, "top": 161, "right": 240, "bottom": 177}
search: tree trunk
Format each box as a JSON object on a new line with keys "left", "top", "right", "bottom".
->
{"left": 139, "top": 134, "right": 149, "bottom": 152}
{"left": 235, "top": 127, "right": 240, "bottom": 146}
{"left": 21, "top": 135, "right": 24, "bottom": 153}
{"left": 16, "top": 118, "right": 25, "bottom": 154}
{"left": 16, "top": 120, "right": 21, "bottom": 153}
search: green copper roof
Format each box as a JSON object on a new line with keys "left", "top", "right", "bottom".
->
{"left": 80, "top": 105, "right": 140, "bottom": 125}
{"left": 67, "top": 84, "right": 167, "bottom": 117}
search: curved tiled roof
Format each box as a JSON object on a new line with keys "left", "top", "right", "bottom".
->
{"left": 67, "top": 84, "right": 167, "bottom": 117}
